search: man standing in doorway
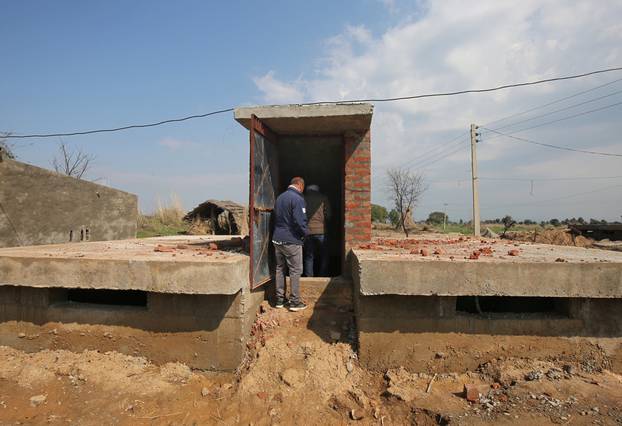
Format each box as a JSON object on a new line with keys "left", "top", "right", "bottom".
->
{"left": 303, "top": 185, "right": 332, "bottom": 277}
{"left": 272, "top": 176, "right": 308, "bottom": 312}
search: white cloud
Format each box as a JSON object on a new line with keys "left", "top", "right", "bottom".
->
{"left": 253, "top": 0, "right": 622, "bottom": 220}
{"left": 158, "top": 138, "right": 196, "bottom": 151}
{"left": 252, "top": 71, "right": 304, "bottom": 104}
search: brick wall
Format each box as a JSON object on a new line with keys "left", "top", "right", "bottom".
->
{"left": 344, "top": 129, "right": 372, "bottom": 255}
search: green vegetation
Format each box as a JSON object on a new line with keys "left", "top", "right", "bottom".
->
{"left": 426, "top": 211, "right": 446, "bottom": 225}
{"left": 371, "top": 204, "right": 389, "bottom": 223}
{"left": 427, "top": 222, "right": 545, "bottom": 235}
{"left": 137, "top": 195, "right": 190, "bottom": 238}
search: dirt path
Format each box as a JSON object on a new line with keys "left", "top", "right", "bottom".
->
{"left": 0, "top": 298, "right": 621, "bottom": 425}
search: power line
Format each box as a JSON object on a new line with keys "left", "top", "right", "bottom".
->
{"left": 483, "top": 76, "right": 622, "bottom": 128}
{"left": 409, "top": 143, "right": 467, "bottom": 170}
{"left": 484, "top": 100, "right": 622, "bottom": 138}
{"left": 302, "top": 66, "right": 622, "bottom": 104}
{"left": 481, "top": 183, "right": 622, "bottom": 209}
{"left": 489, "top": 89, "right": 622, "bottom": 133}
{"left": 4, "top": 66, "right": 622, "bottom": 139}
{"left": 479, "top": 175, "right": 622, "bottom": 181}
{"left": 397, "top": 135, "right": 468, "bottom": 170}
{"left": 481, "top": 127, "right": 622, "bottom": 157}
{"left": 4, "top": 108, "right": 235, "bottom": 139}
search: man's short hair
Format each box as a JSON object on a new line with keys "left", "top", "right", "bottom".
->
{"left": 290, "top": 176, "right": 305, "bottom": 186}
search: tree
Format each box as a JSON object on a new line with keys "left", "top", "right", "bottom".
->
{"left": 501, "top": 215, "right": 516, "bottom": 237}
{"left": 388, "top": 209, "right": 400, "bottom": 227}
{"left": 371, "top": 204, "right": 389, "bottom": 223}
{"left": 52, "top": 143, "right": 94, "bottom": 179}
{"left": 0, "top": 133, "right": 15, "bottom": 159}
{"left": 550, "top": 218, "right": 560, "bottom": 227}
{"left": 426, "top": 211, "right": 446, "bottom": 225}
{"left": 386, "top": 168, "right": 426, "bottom": 237}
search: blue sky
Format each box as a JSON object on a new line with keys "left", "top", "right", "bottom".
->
{"left": 2, "top": 1, "right": 622, "bottom": 222}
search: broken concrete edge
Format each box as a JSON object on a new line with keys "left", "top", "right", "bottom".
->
{"left": 352, "top": 251, "right": 622, "bottom": 298}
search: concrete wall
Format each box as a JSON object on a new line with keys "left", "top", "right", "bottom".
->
{"left": 355, "top": 292, "right": 622, "bottom": 373}
{"left": 0, "top": 158, "right": 137, "bottom": 248}
{"left": 0, "top": 284, "right": 265, "bottom": 370}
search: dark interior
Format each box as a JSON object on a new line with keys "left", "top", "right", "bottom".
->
{"left": 456, "top": 296, "right": 561, "bottom": 314}
{"left": 277, "top": 136, "right": 344, "bottom": 276}
{"left": 66, "top": 289, "right": 148, "bottom": 307}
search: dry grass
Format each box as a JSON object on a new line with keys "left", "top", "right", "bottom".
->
{"left": 137, "top": 194, "right": 190, "bottom": 238}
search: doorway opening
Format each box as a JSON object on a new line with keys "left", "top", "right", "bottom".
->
{"left": 277, "top": 136, "right": 344, "bottom": 277}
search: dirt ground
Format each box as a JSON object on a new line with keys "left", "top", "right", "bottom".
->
{"left": 1, "top": 297, "right": 621, "bottom": 425}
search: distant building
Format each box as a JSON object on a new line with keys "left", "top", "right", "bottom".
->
{"left": 0, "top": 156, "right": 137, "bottom": 248}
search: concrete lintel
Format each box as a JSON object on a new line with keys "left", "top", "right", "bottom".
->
{"left": 353, "top": 252, "right": 622, "bottom": 298}
{"left": 234, "top": 103, "right": 373, "bottom": 135}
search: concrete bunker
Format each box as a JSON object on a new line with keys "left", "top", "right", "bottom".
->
{"left": 0, "top": 236, "right": 263, "bottom": 370}
{"left": 352, "top": 239, "right": 622, "bottom": 373}
{"left": 235, "top": 104, "right": 373, "bottom": 282}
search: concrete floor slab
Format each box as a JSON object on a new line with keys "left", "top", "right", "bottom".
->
{"left": 0, "top": 236, "right": 248, "bottom": 295}
{"left": 353, "top": 236, "right": 622, "bottom": 298}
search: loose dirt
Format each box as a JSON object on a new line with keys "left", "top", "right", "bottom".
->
{"left": 504, "top": 228, "right": 593, "bottom": 248}
{"left": 1, "top": 296, "right": 621, "bottom": 425}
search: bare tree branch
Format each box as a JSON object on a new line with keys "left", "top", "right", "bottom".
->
{"left": 386, "top": 168, "right": 427, "bottom": 237}
{"left": 52, "top": 143, "right": 95, "bottom": 179}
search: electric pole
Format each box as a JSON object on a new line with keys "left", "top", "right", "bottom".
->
{"left": 470, "top": 124, "right": 480, "bottom": 236}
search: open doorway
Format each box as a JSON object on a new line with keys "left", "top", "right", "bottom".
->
{"left": 278, "top": 136, "right": 344, "bottom": 277}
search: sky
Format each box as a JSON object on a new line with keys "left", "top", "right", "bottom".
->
{"left": 2, "top": 0, "right": 622, "bottom": 222}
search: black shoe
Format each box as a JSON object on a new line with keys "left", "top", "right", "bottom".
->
{"left": 275, "top": 299, "right": 288, "bottom": 309}
{"left": 288, "top": 301, "right": 307, "bottom": 312}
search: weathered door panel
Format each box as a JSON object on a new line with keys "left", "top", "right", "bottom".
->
{"left": 249, "top": 115, "right": 279, "bottom": 289}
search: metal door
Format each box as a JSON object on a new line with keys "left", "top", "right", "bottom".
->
{"left": 249, "top": 114, "right": 279, "bottom": 289}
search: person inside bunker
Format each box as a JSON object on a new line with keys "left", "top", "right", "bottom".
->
{"left": 272, "top": 176, "right": 308, "bottom": 311}
{"left": 303, "top": 184, "right": 332, "bottom": 277}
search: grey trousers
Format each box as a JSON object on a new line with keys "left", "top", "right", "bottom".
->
{"left": 274, "top": 243, "right": 303, "bottom": 304}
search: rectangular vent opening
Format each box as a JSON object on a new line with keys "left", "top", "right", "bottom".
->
{"left": 66, "top": 289, "right": 147, "bottom": 307}
{"left": 456, "top": 296, "right": 563, "bottom": 315}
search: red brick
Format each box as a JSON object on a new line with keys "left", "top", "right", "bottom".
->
{"left": 463, "top": 384, "right": 489, "bottom": 402}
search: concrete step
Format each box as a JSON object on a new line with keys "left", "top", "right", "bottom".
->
{"left": 285, "top": 276, "right": 352, "bottom": 307}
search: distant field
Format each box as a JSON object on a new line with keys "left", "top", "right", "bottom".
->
{"left": 431, "top": 223, "right": 543, "bottom": 235}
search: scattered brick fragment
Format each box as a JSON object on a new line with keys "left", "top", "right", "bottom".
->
{"left": 208, "top": 242, "right": 219, "bottom": 250}
{"left": 420, "top": 248, "right": 429, "bottom": 257}
{"left": 154, "top": 245, "right": 175, "bottom": 253}
{"left": 508, "top": 249, "right": 520, "bottom": 256}
{"left": 555, "top": 257, "right": 566, "bottom": 262}
{"left": 433, "top": 248, "right": 444, "bottom": 255}
{"left": 464, "top": 384, "right": 488, "bottom": 402}
{"left": 176, "top": 244, "right": 188, "bottom": 249}
{"left": 469, "top": 251, "right": 480, "bottom": 260}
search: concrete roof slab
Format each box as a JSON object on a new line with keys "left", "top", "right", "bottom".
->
{"left": 0, "top": 236, "right": 248, "bottom": 295}
{"left": 234, "top": 103, "right": 373, "bottom": 135}
{"left": 353, "top": 236, "right": 622, "bottom": 298}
